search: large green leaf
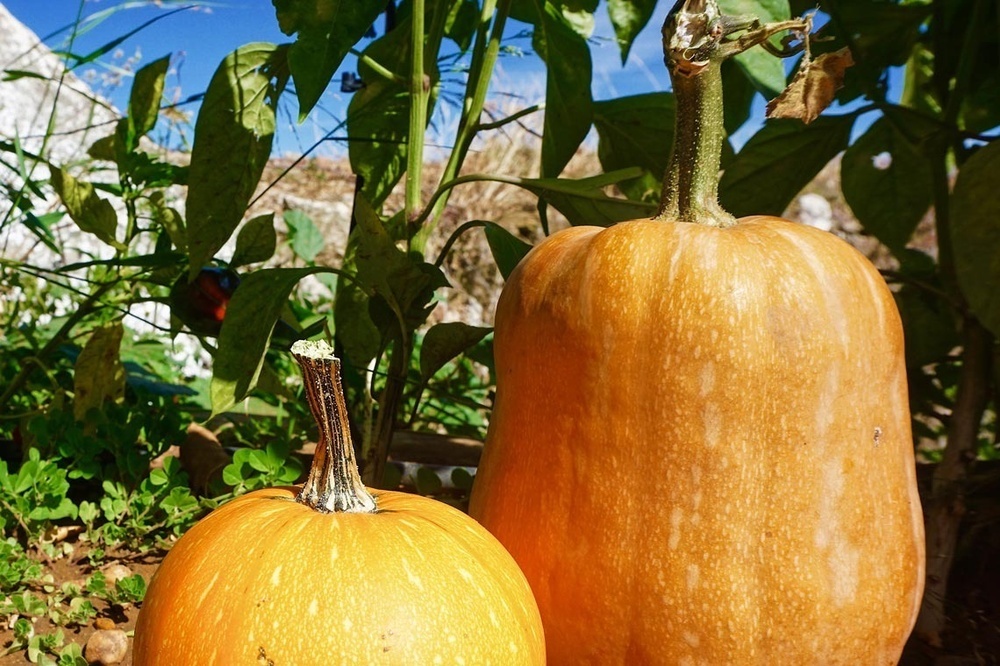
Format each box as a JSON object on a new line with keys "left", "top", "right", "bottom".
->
{"left": 272, "top": 0, "right": 384, "bottom": 119}
{"left": 606, "top": 0, "right": 657, "bottom": 63}
{"left": 841, "top": 117, "right": 932, "bottom": 254}
{"left": 593, "top": 92, "right": 674, "bottom": 201}
{"left": 719, "top": 0, "right": 790, "bottom": 97}
{"left": 126, "top": 55, "right": 170, "bottom": 146}
{"left": 719, "top": 116, "right": 855, "bottom": 218}
{"left": 50, "top": 167, "right": 122, "bottom": 249}
{"left": 185, "top": 43, "right": 288, "bottom": 279}
{"left": 951, "top": 141, "right": 1000, "bottom": 337}
{"left": 515, "top": 0, "right": 594, "bottom": 177}
{"left": 212, "top": 266, "right": 331, "bottom": 414}
{"left": 348, "top": 16, "right": 437, "bottom": 208}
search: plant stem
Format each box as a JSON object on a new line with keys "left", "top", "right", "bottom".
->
{"left": 404, "top": 0, "right": 429, "bottom": 227}
{"left": 363, "top": 334, "right": 410, "bottom": 488}
{"left": 654, "top": 0, "right": 808, "bottom": 226}
{"left": 655, "top": 60, "right": 733, "bottom": 226}
{"left": 411, "top": 0, "right": 512, "bottom": 253}
{"left": 291, "top": 340, "right": 376, "bottom": 514}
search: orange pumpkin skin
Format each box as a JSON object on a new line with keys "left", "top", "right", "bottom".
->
{"left": 134, "top": 486, "right": 545, "bottom": 665}
{"left": 469, "top": 217, "right": 925, "bottom": 665}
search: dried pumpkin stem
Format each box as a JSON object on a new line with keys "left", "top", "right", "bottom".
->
{"left": 291, "top": 340, "right": 377, "bottom": 514}
{"left": 655, "top": 0, "right": 811, "bottom": 226}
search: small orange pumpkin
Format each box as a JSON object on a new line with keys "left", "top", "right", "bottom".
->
{"left": 134, "top": 340, "right": 544, "bottom": 665}
{"left": 469, "top": 3, "right": 924, "bottom": 664}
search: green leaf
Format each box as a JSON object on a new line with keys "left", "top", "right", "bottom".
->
{"left": 445, "top": 0, "right": 480, "bottom": 51}
{"left": 353, "top": 196, "right": 449, "bottom": 331}
{"left": 517, "top": 0, "right": 594, "bottom": 177}
{"left": 127, "top": 55, "right": 170, "bottom": 145}
{"left": 273, "top": 0, "right": 384, "bottom": 119}
{"left": 284, "top": 209, "right": 324, "bottom": 262}
{"left": 593, "top": 92, "right": 674, "bottom": 201}
{"left": 826, "top": 2, "right": 930, "bottom": 102}
{"left": 722, "top": 58, "right": 757, "bottom": 135}
{"left": 894, "top": 286, "right": 958, "bottom": 370}
{"left": 155, "top": 205, "right": 187, "bottom": 253}
{"left": 230, "top": 213, "right": 276, "bottom": 267}
{"left": 509, "top": 168, "right": 655, "bottom": 226}
{"left": 719, "top": 116, "right": 855, "bottom": 217}
{"left": 951, "top": 141, "right": 1000, "bottom": 337}
{"left": 212, "top": 266, "right": 332, "bottom": 415}
{"left": 484, "top": 222, "right": 533, "bottom": 280}
{"left": 420, "top": 322, "right": 492, "bottom": 380}
{"left": 185, "top": 43, "right": 288, "bottom": 279}
{"left": 73, "top": 321, "right": 126, "bottom": 422}
{"left": 606, "top": 0, "right": 657, "bottom": 63}
{"left": 49, "top": 167, "right": 121, "bottom": 249}
{"left": 414, "top": 466, "right": 442, "bottom": 495}
{"left": 347, "top": 17, "right": 438, "bottom": 208}
{"left": 719, "top": 0, "right": 790, "bottom": 97}
{"left": 841, "top": 118, "right": 932, "bottom": 254}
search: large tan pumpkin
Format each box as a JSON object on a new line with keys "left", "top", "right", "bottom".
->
{"left": 468, "top": 3, "right": 924, "bottom": 664}
{"left": 134, "top": 341, "right": 544, "bottom": 665}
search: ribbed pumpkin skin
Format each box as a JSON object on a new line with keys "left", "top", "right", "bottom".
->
{"left": 469, "top": 217, "right": 925, "bottom": 665}
{"left": 134, "top": 487, "right": 545, "bottom": 665}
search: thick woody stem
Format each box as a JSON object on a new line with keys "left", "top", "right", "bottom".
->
{"left": 291, "top": 340, "right": 377, "bottom": 514}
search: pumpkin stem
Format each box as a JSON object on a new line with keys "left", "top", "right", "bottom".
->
{"left": 655, "top": 0, "right": 812, "bottom": 226}
{"left": 291, "top": 340, "right": 377, "bottom": 514}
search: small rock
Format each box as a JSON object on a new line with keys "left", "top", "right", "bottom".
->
{"left": 94, "top": 617, "right": 115, "bottom": 630}
{"left": 100, "top": 564, "right": 133, "bottom": 585}
{"left": 85, "top": 629, "right": 128, "bottom": 665}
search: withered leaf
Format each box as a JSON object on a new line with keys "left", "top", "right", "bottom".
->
{"left": 766, "top": 48, "right": 854, "bottom": 124}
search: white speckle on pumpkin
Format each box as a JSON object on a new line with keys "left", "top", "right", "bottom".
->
{"left": 196, "top": 571, "right": 219, "bottom": 608}
{"left": 308, "top": 599, "right": 319, "bottom": 616}
{"left": 703, "top": 402, "right": 721, "bottom": 447}
{"left": 489, "top": 609, "right": 500, "bottom": 628}
{"left": 687, "top": 564, "right": 700, "bottom": 590}
{"left": 270, "top": 565, "right": 282, "bottom": 587}
{"left": 330, "top": 545, "right": 339, "bottom": 564}
{"left": 457, "top": 568, "right": 474, "bottom": 583}
{"left": 343, "top": 617, "right": 353, "bottom": 632}
{"left": 669, "top": 507, "right": 683, "bottom": 550}
{"left": 401, "top": 557, "right": 423, "bottom": 590}
{"left": 683, "top": 630, "right": 701, "bottom": 647}
{"left": 699, "top": 362, "right": 715, "bottom": 396}
{"left": 509, "top": 641, "right": 519, "bottom": 654}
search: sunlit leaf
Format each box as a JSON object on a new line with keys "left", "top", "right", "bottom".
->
{"left": 212, "top": 267, "right": 333, "bottom": 415}
{"left": 127, "top": 55, "right": 170, "bottom": 146}
{"left": 607, "top": 0, "right": 657, "bottom": 63}
{"left": 50, "top": 167, "right": 122, "bottom": 250}
{"left": 73, "top": 321, "right": 126, "bottom": 422}
{"left": 186, "top": 43, "right": 288, "bottom": 279}
{"left": 272, "top": 0, "right": 384, "bottom": 118}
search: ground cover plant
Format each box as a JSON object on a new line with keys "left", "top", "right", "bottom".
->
{"left": 0, "top": 0, "right": 998, "bottom": 662}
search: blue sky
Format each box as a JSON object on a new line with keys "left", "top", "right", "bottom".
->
{"left": 3, "top": 0, "right": 676, "bottom": 157}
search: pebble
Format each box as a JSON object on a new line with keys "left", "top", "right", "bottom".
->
{"left": 84, "top": 629, "right": 128, "bottom": 665}
{"left": 94, "top": 617, "right": 115, "bottom": 630}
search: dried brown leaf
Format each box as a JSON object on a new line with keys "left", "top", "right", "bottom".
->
{"left": 766, "top": 48, "right": 854, "bottom": 124}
